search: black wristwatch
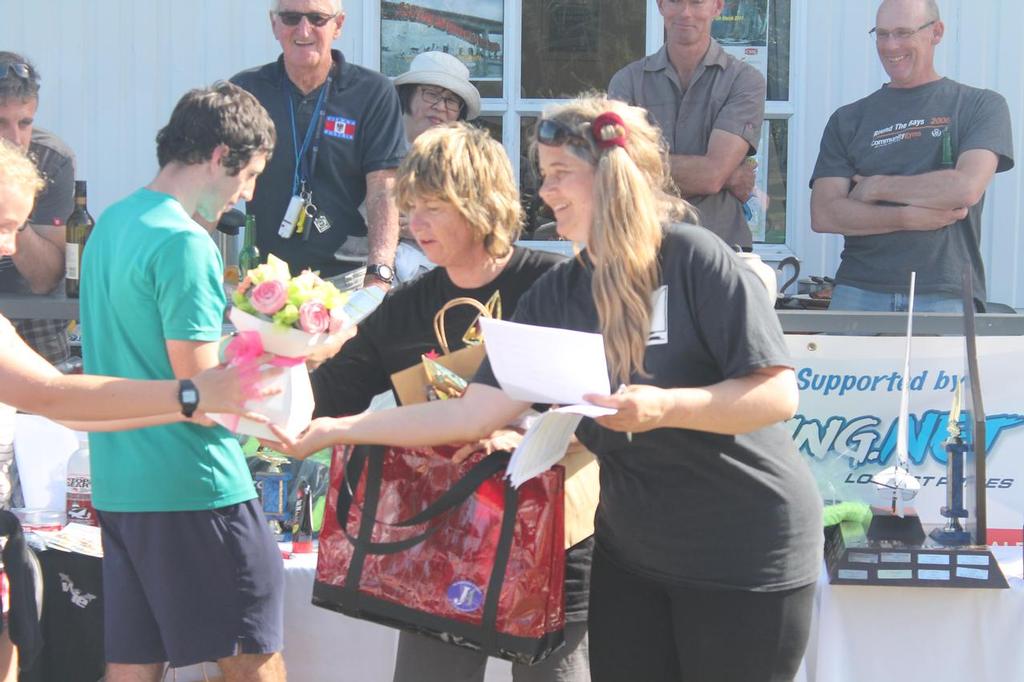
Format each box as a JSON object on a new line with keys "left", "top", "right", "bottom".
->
{"left": 178, "top": 379, "right": 200, "bottom": 418}
{"left": 365, "top": 263, "right": 395, "bottom": 285}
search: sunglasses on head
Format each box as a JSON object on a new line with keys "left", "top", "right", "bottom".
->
{"left": 276, "top": 11, "right": 337, "bottom": 27}
{"left": 0, "top": 63, "right": 31, "bottom": 81}
{"left": 536, "top": 118, "right": 589, "bottom": 147}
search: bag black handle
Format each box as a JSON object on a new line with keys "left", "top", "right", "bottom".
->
{"left": 335, "top": 446, "right": 511, "bottom": 555}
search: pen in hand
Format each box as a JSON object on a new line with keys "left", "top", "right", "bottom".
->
{"left": 617, "top": 384, "right": 633, "bottom": 442}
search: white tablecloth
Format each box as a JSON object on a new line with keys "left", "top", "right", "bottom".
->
{"left": 175, "top": 547, "right": 1023, "bottom": 682}
{"left": 806, "top": 546, "right": 1024, "bottom": 682}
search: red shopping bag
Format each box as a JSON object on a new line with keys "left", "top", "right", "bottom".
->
{"left": 313, "top": 444, "right": 566, "bottom": 664}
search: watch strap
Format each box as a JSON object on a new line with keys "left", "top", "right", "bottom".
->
{"left": 366, "top": 263, "right": 394, "bottom": 284}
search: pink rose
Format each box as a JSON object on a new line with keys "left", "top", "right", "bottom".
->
{"left": 298, "top": 301, "right": 330, "bottom": 334}
{"left": 250, "top": 280, "right": 287, "bottom": 315}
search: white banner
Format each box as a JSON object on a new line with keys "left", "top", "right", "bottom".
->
{"left": 787, "top": 335, "right": 1024, "bottom": 544}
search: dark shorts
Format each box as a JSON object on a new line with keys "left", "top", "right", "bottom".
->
{"left": 98, "top": 499, "right": 284, "bottom": 667}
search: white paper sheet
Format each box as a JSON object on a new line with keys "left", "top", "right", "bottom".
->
{"left": 478, "top": 319, "right": 617, "bottom": 487}
{"left": 478, "top": 318, "right": 613, "bottom": 405}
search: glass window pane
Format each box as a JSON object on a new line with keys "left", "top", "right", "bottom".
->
{"left": 380, "top": 1, "right": 504, "bottom": 98}
{"left": 759, "top": 119, "right": 788, "bottom": 245}
{"left": 711, "top": 0, "right": 788, "bottom": 102}
{"left": 518, "top": 116, "right": 557, "bottom": 237}
{"left": 767, "top": 0, "right": 790, "bottom": 101}
{"left": 520, "top": 0, "right": 646, "bottom": 100}
{"left": 472, "top": 115, "right": 503, "bottom": 142}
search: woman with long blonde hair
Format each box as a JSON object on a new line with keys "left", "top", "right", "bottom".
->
{"left": 271, "top": 95, "right": 821, "bottom": 682}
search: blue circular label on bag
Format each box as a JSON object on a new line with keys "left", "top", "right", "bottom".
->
{"left": 447, "top": 580, "right": 484, "bottom": 613}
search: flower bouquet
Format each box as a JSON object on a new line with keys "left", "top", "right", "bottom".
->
{"left": 229, "top": 254, "right": 350, "bottom": 358}
{"left": 211, "top": 255, "right": 382, "bottom": 440}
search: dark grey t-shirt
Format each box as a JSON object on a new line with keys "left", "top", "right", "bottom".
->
{"left": 0, "top": 127, "right": 75, "bottom": 364}
{"left": 475, "top": 225, "right": 822, "bottom": 591}
{"left": 810, "top": 78, "right": 1014, "bottom": 300}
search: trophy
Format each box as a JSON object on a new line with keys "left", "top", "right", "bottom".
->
{"left": 252, "top": 448, "right": 294, "bottom": 540}
{"left": 866, "top": 273, "right": 925, "bottom": 546}
{"left": 928, "top": 383, "right": 972, "bottom": 546}
{"left": 823, "top": 269, "right": 1008, "bottom": 588}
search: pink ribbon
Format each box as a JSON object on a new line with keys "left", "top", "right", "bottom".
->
{"left": 218, "top": 331, "right": 305, "bottom": 431}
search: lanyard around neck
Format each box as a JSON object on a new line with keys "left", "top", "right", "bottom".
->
{"left": 286, "top": 74, "right": 331, "bottom": 195}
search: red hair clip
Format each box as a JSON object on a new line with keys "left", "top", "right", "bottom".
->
{"left": 591, "top": 112, "right": 628, "bottom": 150}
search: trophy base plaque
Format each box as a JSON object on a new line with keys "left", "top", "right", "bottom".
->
{"left": 825, "top": 520, "right": 1008, "bottom": 589}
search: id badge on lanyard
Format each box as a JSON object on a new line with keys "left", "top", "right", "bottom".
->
{"left": 279, "top": 74, "right": 333, "bottom": 239}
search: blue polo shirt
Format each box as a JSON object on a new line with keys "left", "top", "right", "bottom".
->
{"left": 80, "top": 188, "right": 255, "bottom": 512}
{"left": 232, "top": 50, "right": 407, "bottom": 276}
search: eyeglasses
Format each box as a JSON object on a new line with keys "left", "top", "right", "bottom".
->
{"left": 535, "top": 119, "right": 588, "bottom": 147}
{"left": 418, "top": 87, "right": 463, "bottom": 114}
{"left": 0, "top": 63, "right": 31, "bottom": 81}
{"left": 869, "top": 20, "right": 936, "bottom": 41}
{"left": 275, "top": 11, "right": 338, "bottom": 27}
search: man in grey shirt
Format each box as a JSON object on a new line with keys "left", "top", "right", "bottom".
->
{"left": 609, "top": 0, "right": 765, "bottom": 248}
{"left": 810, "top": 0, "right": 1013, "bottom": 311}
{"left": 0, "top": 52, "right": 74, "bottom": 364}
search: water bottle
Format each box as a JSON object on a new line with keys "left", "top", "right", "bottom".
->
{"left": 66, "top": 435, "right": 98, "bottom": 526}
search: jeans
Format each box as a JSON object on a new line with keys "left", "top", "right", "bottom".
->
{"left": 829, "top": 284, "right": 964, "bottom": 313}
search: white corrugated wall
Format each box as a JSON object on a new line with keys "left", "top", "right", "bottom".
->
{"left": 2, "top": 0, "right": 1022, "bottom": 305}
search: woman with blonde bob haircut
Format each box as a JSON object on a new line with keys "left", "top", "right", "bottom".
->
{"left": 274, "top": 96, "right": 821, "bottom": 682}
{"left": 309, "top": 121, "right": 594, "bottom": 682}
{"left": 394, "top": 122, "right": 522, "bottom": 261}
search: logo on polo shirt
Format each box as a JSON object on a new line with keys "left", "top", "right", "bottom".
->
{"left": 324, "top": 116, "right": 357, "bottom": 140}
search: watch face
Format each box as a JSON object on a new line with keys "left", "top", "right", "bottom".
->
{"left": 371, "top": 264, "right": 394, "bottom": 282}
{"left": 182, "top": 389, "right": 198, "bottom": 404}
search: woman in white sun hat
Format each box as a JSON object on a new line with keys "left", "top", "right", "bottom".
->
{"left": 392, "top": 52, "right": 484, "bottom": 283}
{"left": 394, "top": 51, "right": 482, "bottom": 144}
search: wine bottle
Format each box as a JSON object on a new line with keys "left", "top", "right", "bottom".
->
{"left": 239, "top": 213, "right": 261, "bottom": 279}
{"left": 65, "top": 180, "right": 95, "bottom": 298}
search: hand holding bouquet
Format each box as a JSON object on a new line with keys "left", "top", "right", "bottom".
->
{"left": 213, "top": 255, "right": 382, "bottom": 439}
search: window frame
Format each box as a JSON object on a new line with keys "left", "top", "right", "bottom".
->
{"left": 365, "top": 0, "right": 801, "bottom": 257}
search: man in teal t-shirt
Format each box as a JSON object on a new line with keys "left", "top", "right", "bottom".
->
{"left": 80, "top": 83, "right": 286, "bottom": 681}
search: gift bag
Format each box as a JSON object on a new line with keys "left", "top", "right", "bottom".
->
{"left": 313, "top": 444, "right": 566, "bottom": 664}
{"left": 390, "top": 296, "right": 496, "bottom": 405}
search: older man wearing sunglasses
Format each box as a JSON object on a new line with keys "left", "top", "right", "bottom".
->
{"left": 232, "top": 0, "right": 405, "bottom": 291}
{"left": 0, "top": 51, "right": 75, "bottom": 366}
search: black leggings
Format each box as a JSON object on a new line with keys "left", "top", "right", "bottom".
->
{"left": 588, "top": 546, "right": 815, "bottom": 682}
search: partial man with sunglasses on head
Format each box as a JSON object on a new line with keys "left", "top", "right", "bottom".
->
{"left": 391, "top": 51, "right": 482, "bottom": 283}
{"left": 0, "top": 52, "right": 75, "bottom": 365}
{"left": 810, "top": 0, "right": 1013, "bottom": 312}
{"left": 608, "top": 0, "right": 765, "bottom": 249}
{"left": 232, "top": 0, "right": 405, "bottom": 293}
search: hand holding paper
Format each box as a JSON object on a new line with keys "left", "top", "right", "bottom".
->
{"left": 477, "top": 318, "right": 617, "bottom": 487}
{"left": 584, "top": 384, "right": 671, "bottom": 435}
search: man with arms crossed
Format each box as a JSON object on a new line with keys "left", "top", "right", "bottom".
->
{"left": 609, "top": 0, "right": 764, "bottom": 248}
{"left": 810, "top": 0, "right": 1014, "bottom": 311}
{"left": 80, "top": 83, "right": 285, "bottom": 682}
